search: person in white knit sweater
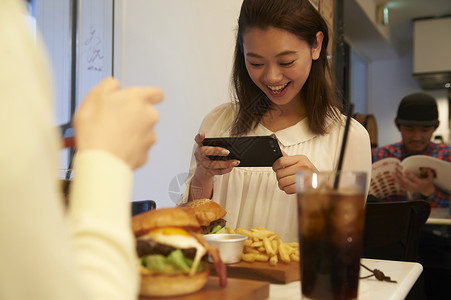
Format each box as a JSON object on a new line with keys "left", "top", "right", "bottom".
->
{"left": 0, "top": 1, "right": 163, "bottom": 299}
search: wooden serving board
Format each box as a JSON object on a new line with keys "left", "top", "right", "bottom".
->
{"left": 210, "top": 261, "right": 300, "bottom": 284}
{"left": 139, "top": 276, "right": 269, "bottom": 300}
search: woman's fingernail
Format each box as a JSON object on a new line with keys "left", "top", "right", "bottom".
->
{"left": 222, "top": 149, "right": 230, "bottom": 155}
{"left": 233, "top": 160, "right": 240, "bottom": 166}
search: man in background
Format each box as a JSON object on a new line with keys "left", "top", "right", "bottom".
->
{"left": 372, "top": 92, "right": 451, "bottom": 299}
{"left": 372, "top": 92, "right": 450, "bottom": 207}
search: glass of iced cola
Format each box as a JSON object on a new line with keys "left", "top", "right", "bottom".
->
{"left": 296, "top": 171, "right": 367, "bottom": 300}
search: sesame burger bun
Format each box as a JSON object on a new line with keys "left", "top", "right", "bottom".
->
{"left": 179, "top": 198, "right": 226, "bottom": 226}
{"left": 132, "top": 207, "right": 201, "bottom": 237}
{"left": 140, "top": 268, "right": 209, "bottom": 297}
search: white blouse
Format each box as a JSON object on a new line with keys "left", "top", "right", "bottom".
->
{"left": 180, "top": 103, "right": 371, "bottom": 242}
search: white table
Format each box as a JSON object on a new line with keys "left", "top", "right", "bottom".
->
{"left": 268, "top": 258, "right": 422, "bottom": 300}
{"left": 426, "top": 207, "right": 451, "bottom": 225}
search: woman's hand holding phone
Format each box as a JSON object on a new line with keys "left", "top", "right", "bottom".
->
{"left": 189, "top": 132, "right": 240, "bottom": 201}
{"left": 272, "top": 151, "right": 318, "bottom": 195}
{"left": 194, "top": 132, "right": 240, "bottom": 179}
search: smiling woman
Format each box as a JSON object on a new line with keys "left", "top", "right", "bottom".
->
{"left": 242, "top": 27, "right": 322, "bottom": 132}
{"left": 178, "top": 0, "right": 372, "bottom": 243}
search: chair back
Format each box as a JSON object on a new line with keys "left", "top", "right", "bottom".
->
{"left": 353, "top": 113, "right": 378, "bottom": 149}
{"left": 362, "top": 199, "right": 431, "bottom": 262}
{"left": 131, "top": 200, "right": 156, "bottom": 216}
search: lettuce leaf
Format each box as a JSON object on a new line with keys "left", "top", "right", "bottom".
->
{"left": 141, "top": 250, "right": 204, "bottom": 274}
{"left": 166, "top": 249, "right": 190, "bottom": 272}
{"left": 143, "top": 254, "right": 167, "bottom": 272}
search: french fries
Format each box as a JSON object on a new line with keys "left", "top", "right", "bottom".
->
{"left": 216, "top": 225, "right": 299, "bottom": 265}
{"left": 238, "top": 226, "right": 300, "bottom": 266}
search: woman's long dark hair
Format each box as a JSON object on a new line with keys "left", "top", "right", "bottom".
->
{"left": 231, "top": 0, "right": 342, "bottom": 136}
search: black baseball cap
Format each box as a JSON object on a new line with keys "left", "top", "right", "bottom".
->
{"left": 395, "top": 93, "right": 439, "bottom": 127}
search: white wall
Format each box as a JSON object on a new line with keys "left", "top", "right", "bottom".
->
{"left": 35, "top": 0, "right": 72, "bottom": 169}
{"left": 350, "top": 49, "right": 368, "bottom": 114}
{"left": 115, "top": 0, "right": 449, "bottom": 208}
{"left": 413, "top": 17, "right": 451, "bottom": 74}
{"left": 367, "top": 50, "right": 449, "bottom": 147}
{"left": 114, "top": 0, "right": 243, "bottom": 208}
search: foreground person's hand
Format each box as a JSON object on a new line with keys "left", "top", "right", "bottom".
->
{"left": 74, "top": 77, "right": 164, "bottom": 169}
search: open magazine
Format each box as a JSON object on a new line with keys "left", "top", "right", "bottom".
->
{"left": 370, "top": 155, "right": 451, "bottom": 199}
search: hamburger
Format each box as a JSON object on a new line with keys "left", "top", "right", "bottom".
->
{"left": 132, "top": 207, "right": 226, "bottom": 297}
{"left": 179, "top": 198, "right": 227, "bottom": 234}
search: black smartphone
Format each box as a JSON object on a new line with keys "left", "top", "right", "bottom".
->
{"left": 202, "top": 136, "right": 282, "bottom": 167}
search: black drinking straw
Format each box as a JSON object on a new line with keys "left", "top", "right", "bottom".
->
{"left": 63, "top": 157, "right": 73, "bottom": 196}
{"left": 60, "top": 121, "right": 74, "bottom": 196}
{"left": 333, "top": 102, "right": 354, "bottom": 189}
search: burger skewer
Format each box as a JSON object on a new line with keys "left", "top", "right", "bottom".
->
{"left": 193, "top": 232, "right": 227, "bottom": 288}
